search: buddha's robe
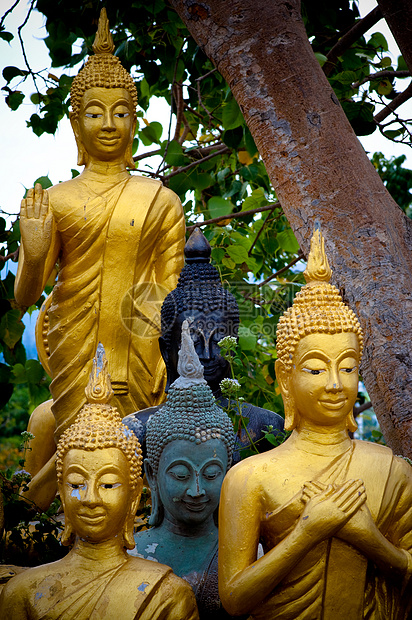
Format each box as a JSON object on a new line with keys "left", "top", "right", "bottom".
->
{"left": 0, "top": 556, "right": 199, "bottom": 620}
{"left": 132, "top": 536, "right": 235, "bottom": 620}
{"left": 253, "top": 441, "right": 412, "bottom": 620}
{"left": 17, "top": 175, "right": 185, "bottom": 441}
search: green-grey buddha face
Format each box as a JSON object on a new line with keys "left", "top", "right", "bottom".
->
{"left": 157, "top": 438, "right": 228, "bottom": 527}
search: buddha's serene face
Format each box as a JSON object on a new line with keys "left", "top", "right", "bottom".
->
{"left": 157, "top": 438, "right": 228, "bottom": 527}
{"left": 169, "top": 309, "right": 233, "bottom": 387}
{"left": 289, "top": 332, "right": 359, "bottom": 428}
{"left": 61, "top": 447, "right": 132, "bottom": 543}
{"left": 75, "top": 87, "right": 134, "bottom": 162}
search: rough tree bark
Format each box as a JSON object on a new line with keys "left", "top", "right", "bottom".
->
{"left": 169, "top": 0, "right": 412, "bottom": 456}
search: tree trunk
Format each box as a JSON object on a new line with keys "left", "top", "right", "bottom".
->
{"left": 170, "top": 0, "right": 412, "bottom": 456}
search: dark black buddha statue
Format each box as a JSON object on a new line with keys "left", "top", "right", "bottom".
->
{"left": 123, "top": 228, "right": 284, "bottom": 463}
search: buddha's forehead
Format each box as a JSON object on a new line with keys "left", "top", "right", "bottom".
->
{"left": 293, "top": 332, "right": 360, "bottom": 362}
{"left": 159, "top": 438, "right": 228, "bottom": 469}
{"left": 63, "top": 447, "right": 129, "bottom": 475}
{"left": 80, "top": 87, "right": 133, "bottom": 109}
{"left": 175, "top": 309, "right": 235, "bottom": 335}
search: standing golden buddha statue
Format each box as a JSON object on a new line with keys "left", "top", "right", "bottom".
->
{"left": 14, "top": 10, "right": 185, "bottom": 508}
{"left": 218, "top": 229, "right": 412, "bottom": 619}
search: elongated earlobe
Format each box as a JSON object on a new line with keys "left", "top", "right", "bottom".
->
{"left": 275, "top": 359, "right": 299, "bottom": 431}
{"left": 145, "top": 458, "right": 164, "bottom": 526}
{"left": 123, "top": 479, "right": 143, "bottom": 549}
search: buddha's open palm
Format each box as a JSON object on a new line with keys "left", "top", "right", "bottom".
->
{"left": 20, "top": 183, "right": 53, "bottom": 263}
{"left": 299, "top": 479, "right": 366, "bottom": 543}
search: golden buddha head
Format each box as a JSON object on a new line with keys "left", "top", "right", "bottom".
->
{"left": 69, "top": 9, "right": 138, "bottom": 167}
{"left": 56, "top": 344, "right": 142, "bottom": 547}
{"left": 275, "top": 229, "right": 363, "bottom": 432}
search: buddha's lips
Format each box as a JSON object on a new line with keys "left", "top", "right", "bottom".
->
{"left": 78, "top": 512, "right": 106, "bottom": 523}
{"left": 181, "top": 500, "right": 209, "bottom": 512}
{"left": 98, "top": 136, "right": 119, "bottom": 144}
{"left": 319, "top": 398, "right": 346, "bottom": 409}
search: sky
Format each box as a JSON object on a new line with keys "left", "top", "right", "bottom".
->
{"left": 0, "top": 0, "right": 411, "bottom": 358}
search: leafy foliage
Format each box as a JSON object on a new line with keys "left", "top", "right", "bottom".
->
{"left": 0, "top": 0, "right": 411, "bottom": 425}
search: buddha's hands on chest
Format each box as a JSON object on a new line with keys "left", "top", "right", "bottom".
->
{"left": 20, "top": 182, "right": 54, "bottom": 264}
{"left": 297, "top": 478, "right": 366, "bottom": 544}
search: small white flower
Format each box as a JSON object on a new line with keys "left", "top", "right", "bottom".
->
{"left": 220, "top": 378, "right": 241, "bottom": 395}
{"left": 218, "top": 336, "right": 237, "bottom": 349}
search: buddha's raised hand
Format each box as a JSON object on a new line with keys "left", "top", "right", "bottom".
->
{"left": 20, "top": 183, "right": 53, "bottom": 264}
{"left": 298, "top": 478, "right": 366, "bottom": 542}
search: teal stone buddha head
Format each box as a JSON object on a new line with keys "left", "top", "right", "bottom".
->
{"left": 145, "top": 320, "right": 234, "bottom": 527}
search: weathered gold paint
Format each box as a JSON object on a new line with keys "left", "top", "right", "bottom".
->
{"left": 15, "top": 9, "right": 185, "bottom": 510}
{"left": 218, "top": 229, "right": 412, "bottom": 619}
{"left": 0, "top": 346, "right": 198, "bottom": 619}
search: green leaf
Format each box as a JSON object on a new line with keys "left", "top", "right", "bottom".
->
{"left": 341, "top": 100, "right": 376, "bottom": 136}
{"left": 277, "top": 229, "right": 300, "bottom": 253}
{"left": 368, "top": 32, "right": 388, "bottom": 52}
{"left": 314, "top": 52, "right": 327, "bottom": 67}
{"left": 0, "top": 31, "right": 13, "bottom": 43}
{"left": 6, "top": 91, "right": 24, "bottom": 111}
{"left": 222, "top": 256, "right": 236, "bottom": 269}
{"left": 0, "top": 362, "right": 12, "bottom": 383}
{"left": 33, "top": 176, "right": 53, "bottom": 189}
{"left": 11, "top": 363, "right": 26, "bottom": 384}
{"left": 164, "top": 140, "right": 190, "bottom": 166}
{"left": 207, "top": 196, "right": 233, "bottom": 219}
{"left": 25, "top": 359, "right": 45, "bottom": 385}
{"left": 227, "top": 245, "right": 249, "bottom": 264}
{"left": 377, "top": 79, "right": 392, "bottom": 96}
{"left": 0, "top": 310, "right": 24, "bottom": 348}
{"left": 380, "top": 57, "right": 392, "bottom": 68}
{"left": 241, "top": 188, "right": 267, "bottom": 211}
{"left": 2, "top": 66, "right": 28, "bottom": 82}
{"left": 222, "top": 96, "right": 243, "bottom": 130}
{"left": 397, "top": 55, "right": 408, "bottom": 71}
{"left": 222, "top": 127, "right": 243, "bottom": 149}
{"left": 139, "top": 121, "right": 163, "bottom": 146}
{"left": 238, "top": 326, "right": 257, "bottom": 351}
{"left": 383, "top": 129, "right": 404, "bottom": 139}
{"left": 244, "top": 126, "right": 258, "bottom": 156}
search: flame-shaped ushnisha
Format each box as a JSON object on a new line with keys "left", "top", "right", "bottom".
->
{"left": 276, "top": 227, "right": 363, "bottom": 372}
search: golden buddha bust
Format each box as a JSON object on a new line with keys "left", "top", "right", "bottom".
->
{"left": 15, "top": 9, "right": 185, "bottom": 509}
{"left": 218, "top": 229, "right": 412, "bottom": 619}
{"left": 0, "top": 346, "right": 198, "bottom": 620}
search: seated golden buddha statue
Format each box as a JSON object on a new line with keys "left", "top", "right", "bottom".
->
{"left": 15, "top": 9, "right": 185, "bottom": 509}
{"left": 218, "top": 229, "right": 412, "bottom": 620}
{"left": 0, "top": 345, "right": 198, "bottom": 620}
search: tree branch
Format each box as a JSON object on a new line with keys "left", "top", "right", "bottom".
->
{"left": 353, "top": 70, "right": 410, "bottom": 88}
{"left": 258, "top": 251, "right": 304, "bottom": 288}
{"left": 353, "top": 401, "right": 373, "bottom": 418}
{"left": 133, "top": 148, "right": 161, "bottom": 162}
{"left": 0, "top": 248, "right": 19, "bottom": 263}
{"left": 323, "top": 6, "right": 383, "bottom": 77}
{"left": 164, "top": 145, "right": 231, "bottom": 180}
{"left": 374, "top": 82, "right": 412, "bottom": 123}
{"left": 187, "top": 202, "right": 280, "bottom": 233}
{"left": 0, "top": 0, "right": 21, "bottom": 29}
{"left": 248, "top": 208, "right": 281, "bottom": 256}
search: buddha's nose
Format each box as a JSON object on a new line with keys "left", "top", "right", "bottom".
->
{"left": 102, "top": 112, "right": 116, "bottom": 131}
{"left": 186, "top": 473, "right": 206, "bottom": 497}
{"left": 83, "top": 482, "right": 100, "bottom": 506}
{"left": 325, "top": 366, "right": 342, "bottom": 392}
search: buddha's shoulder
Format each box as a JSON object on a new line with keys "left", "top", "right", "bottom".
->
{"left": 0, "top": 559, "right": 65, "bottom": 599}
{"left": 125, "top": 555, "right": 174, "bottom": 582}
{"left": 127, "top": 175, "right": 178, "bottom": 197}
{"left": 352, "top": 439, "right": 393, "bottom": 457}
{"left": 227, "top": 446, "right": 285, "bottom": 481}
